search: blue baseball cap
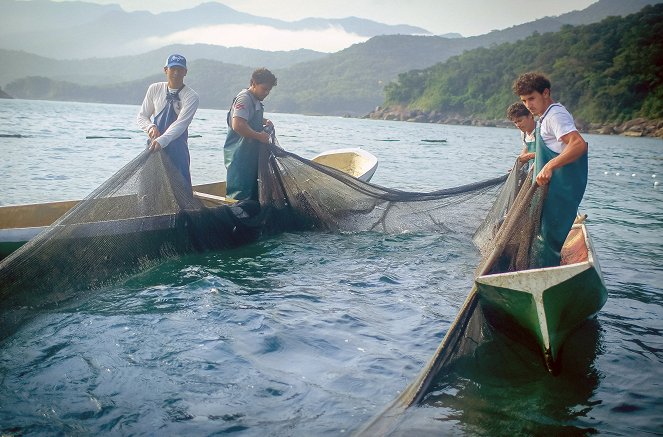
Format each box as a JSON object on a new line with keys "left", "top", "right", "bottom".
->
{"left": 165, "top": 54, "right": 187, "bottom": 69}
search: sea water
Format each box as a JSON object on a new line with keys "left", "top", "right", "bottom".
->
{"left": 0, "top": 99, "right": 661, "bottom": 435}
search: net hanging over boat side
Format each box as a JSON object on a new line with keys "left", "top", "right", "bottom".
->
{"left": 0, "top": 149, "right": 264, "bottom": 336}
{"left": 0, "top": 136, "right": 509, "bottom": 339}
{"left": 258, "top": 140, "right": 509, "bottom": 236}
{"left": 356, "top": 161, "right": 549, "bottom": 436}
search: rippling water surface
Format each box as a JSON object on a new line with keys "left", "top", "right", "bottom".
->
{"left": 0, "top": 99, "right": 661, "bottom": 435}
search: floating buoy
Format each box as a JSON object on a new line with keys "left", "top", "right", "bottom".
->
{"left": 653, "top": 174, "right": 657, "bottom": 178}
{"left": 604, "top": 171, "right": 609, "bottom": 175}
{"left": 655, "top": 181, "right": 660, "bottom": 186}
{"left": 615, "top": 172, "right": 620, "bottom": 176}
{"left": 632, "top": 173, "right": 636, "bottom": 177}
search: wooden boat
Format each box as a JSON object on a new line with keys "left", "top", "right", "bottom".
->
{"left": 474, "top": 221, "right": 607, "bottom": 372}
{"left": 0, "top": 148, "right": 378, "bottom": 259}
{"left": 311, "top": 148, "right": 378, "bottom": 182}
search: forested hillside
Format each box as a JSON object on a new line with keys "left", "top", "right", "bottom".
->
{"left": 6, "top": 60, "right": 255, "bottom": 109}
{"left": 3, "top": 0, "right": 660, "bottom": 123}
{"left": 381, "top": 4, "right": 663, "bottom": 124}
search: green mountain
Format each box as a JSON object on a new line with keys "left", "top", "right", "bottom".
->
{"left": 3, "top": 0, "right": 661, "bottom": 117}
{"left": 5, "top": 60, "right": 255, "bottom": 109}
{"left": 0, "top": 45, "right": 326, "bottom": 86}
{"left": 382, "top": 4, "right": 663, "bottom": 124}
{"left": 4, "top": 35, "right": 473, "bottom": 114}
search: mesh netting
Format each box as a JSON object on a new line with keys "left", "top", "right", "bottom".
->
{"left": 475, "top": 167, "right": 547, "bottom": 275}
{"left": 356, "top": 161, "right": 549, "bottom": 435}
{"left": 258, "top": 139, "right": 508, "bottom": 235}
{"left": 0, "top": 150, "right": 263, "bottom": 335}
{"left": 0, "top": 136, "right": 508, "bottom": 339}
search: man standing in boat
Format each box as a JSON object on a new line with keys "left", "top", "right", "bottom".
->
{"left": 137, "top": 54, "right": 199, "bottom": 188}
{"left": 224, "top": 68, "right": 277, "bottom": 201}
{"left": 506, "top": 101, "right": 536, "bottom": 164}
{"left": 513, "top": 72, "right": 588, "bottom": 268}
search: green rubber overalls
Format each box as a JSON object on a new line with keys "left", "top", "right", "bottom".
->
{"left": 523, "top": 131, "right": 536, "bottom": 154}
{"left": 531, "top": 105, "right": 588, "bottom": 268}
{"left": 223, "top": 91, "right": 264, "bottom": 201}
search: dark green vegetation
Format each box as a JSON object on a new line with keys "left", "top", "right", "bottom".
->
{"left": 384, "top": 4, "right": 663, "bottom": 124}
{"left": 5, "top": 61, "right": 255, "bottom": 110}
{"left": 2, "top": 0, "right": 660, "bottom": 119}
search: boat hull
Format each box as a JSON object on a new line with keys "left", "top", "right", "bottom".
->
{"left": 475, "top": 224, "right": 607, "bottom": 372}
{"left": 0, "top": 149, "right": 379, "bottom": 259}
{"left": 311, "top": 148, "right": 378, "bottom": 182}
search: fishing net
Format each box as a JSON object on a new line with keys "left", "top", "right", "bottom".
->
{"left": 0, "top": 149, "right": 263, "bottom": 337}
{"left": 0, "top": 135, "right": 508, "bottom": 339}
{"left": 258, "top": 140, "right": 509, "bottom": 236}
{"left": 356, "top": 161, "right": 549, "bottom": 436}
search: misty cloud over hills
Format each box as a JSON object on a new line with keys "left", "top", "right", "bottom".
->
{"left": 1, "top": 0, "right": 660, "bottom": 117}
{"left": 0, "top": 0, "right": 431, "bottom": 58}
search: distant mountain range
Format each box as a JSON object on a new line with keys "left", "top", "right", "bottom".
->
{"left": 0, "top": 45, "right": 328, "bottom": 86}
{"left": 0, "top": 0, "right": 430, "bottom": 59}
{"left": 2, "top": 0, "right": 661, "bottom": 116}
{"left": 378, "top": 4, "right": 663, "bottom": 126}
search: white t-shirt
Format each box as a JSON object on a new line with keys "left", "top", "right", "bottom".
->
{"left": 539, "top": 103, "right": 577, "bottom": 153}
{"left": 137, "top": 82, "right": 199, "bottom": 147}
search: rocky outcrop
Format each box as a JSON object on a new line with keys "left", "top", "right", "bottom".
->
{"left": 365, "top": 106, "right": 663, "bottom": 139}
{"left": 0, "top": 87, "right": 12, "bottom": 99}
{"left": 582, "top": 117, "right": 663, "bottom": 138}
{"left": 364, "top": 106, "right": 511, "bottom": 129}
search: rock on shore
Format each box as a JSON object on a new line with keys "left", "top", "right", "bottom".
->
{"left": 0, "top": 87, "right": 12, "bottom": 99}
{"left": 364, "top": 106, "right": 663, "bottom": 139}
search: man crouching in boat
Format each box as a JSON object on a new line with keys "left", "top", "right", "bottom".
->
{"left": 137, "top": 54, "right": 200, "bottom": 189}
{"left": 513, "top": 72, "right": 588, "bottom": 268}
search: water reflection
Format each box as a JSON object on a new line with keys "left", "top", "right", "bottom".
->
{"left": 395, "top": 319, "right": 603, "bottom": 435}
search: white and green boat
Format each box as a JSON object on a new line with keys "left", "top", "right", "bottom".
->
{"left": 475, "top": 222, "right": 607, "bottom": 372}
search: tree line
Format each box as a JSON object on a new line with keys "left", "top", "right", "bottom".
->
{"left": 383, "top": 4, "right": 663, "bottom": 124}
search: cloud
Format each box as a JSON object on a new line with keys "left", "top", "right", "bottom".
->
{"left": 140, "top": 24, "right": 370, "bottom": 53}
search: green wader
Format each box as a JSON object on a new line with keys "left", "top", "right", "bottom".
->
{"left": 524, "top": 133, "right": 535, "bottom": 154}
{"left": 531, "top": 123, "right": 588, "bottom": 268}
{"left": 223, "top": 97, "right": 264, "bottom": 201}
{"left": 523, "top": 133, "right": 536, "bottom": 172}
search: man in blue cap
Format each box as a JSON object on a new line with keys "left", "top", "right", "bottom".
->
{"left": 137, "top": 54, "right": 199, "bottom": 187}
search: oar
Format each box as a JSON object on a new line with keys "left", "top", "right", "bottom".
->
{"left": 192, "top": 191, "right": 237, "bottom": 205}
{"left": 85, "top": 135, "right": 202, "bottom": 140}
{"left": 85, "top": 136, "right": 132, "bottom": 139}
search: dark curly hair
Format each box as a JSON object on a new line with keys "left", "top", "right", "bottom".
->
{"left": 506, "top": 102, "right": 531, "bottom": 120}
{"left": 513, "top": 72, "right": 550, "bottom": 95}
{"left": 251, "top": 68, "right": 278, "bottom": 87}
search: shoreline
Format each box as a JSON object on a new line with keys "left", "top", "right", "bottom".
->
{"left": 362, "top": 106, "right": 663, "bottom": 139}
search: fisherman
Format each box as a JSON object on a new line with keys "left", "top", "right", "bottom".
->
{"left": 506, "top": 101, "right": 536, "bottom": 164}
{"left": 137, "top": 54, "right": 199, "bottom": 188}
{"left": 224, "top": 68, "right": 277, "bottom": 201}
{"left": 513, "top": 72, "right": 588, "bottom": 267}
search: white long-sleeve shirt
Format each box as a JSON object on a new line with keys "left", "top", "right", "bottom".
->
{"left": 136, "top": 82, "right": 199, "bottom": 147}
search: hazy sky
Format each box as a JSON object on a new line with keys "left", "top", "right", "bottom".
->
{"left": 51, "top": 0, "right": 598, "bottom": 36}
